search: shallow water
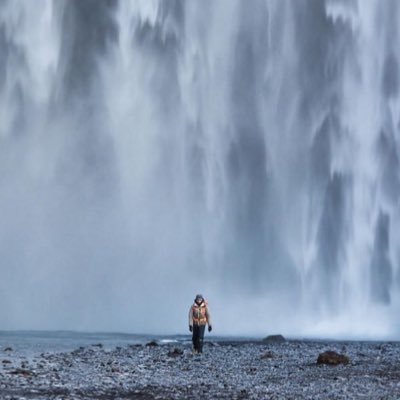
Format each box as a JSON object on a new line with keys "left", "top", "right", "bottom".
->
{"left": 0, "top": 330, "right": 175, "bottom": 356}
{"left": 0, "top": 330, "right": 256, "bottom": 358}
{"left": 0, "top": 330, "right": 395, "bottom": 354}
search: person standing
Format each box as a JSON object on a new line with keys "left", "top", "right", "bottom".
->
{"left": 189, "top": 294, "right": 212, "bottom": 354}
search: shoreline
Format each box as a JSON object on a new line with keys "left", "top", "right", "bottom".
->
{"left": 1, "top": 329, "right": 398, "bottom": 342}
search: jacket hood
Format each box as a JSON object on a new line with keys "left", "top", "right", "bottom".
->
{"left": 193, "top": 300, "right": 207, "bottom": 307}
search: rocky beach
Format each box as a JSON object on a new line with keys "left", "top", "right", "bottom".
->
{"left": 1, "top": 336, "right": 399, "bottom": 399}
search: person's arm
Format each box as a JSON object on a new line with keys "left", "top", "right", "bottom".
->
{"left": 188, "top": 306, "right": 193, "bottom": 331}
{"left": 206, "top": 305, "right": 212, "bottom": 331}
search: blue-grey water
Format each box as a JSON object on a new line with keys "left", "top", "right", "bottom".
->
{"left": 0, "top": 331, "right": 185, "bottom": 358}
{"left": 0, "top": 330, "right": 264, "bottom": 361}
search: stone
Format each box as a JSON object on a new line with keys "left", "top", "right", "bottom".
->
{"left": 317, "top": 351, "right": 350, "bottom": 366}
{"left": 146, "top": 341, "right": 159, "bottom": 347}
{"left": 8, "top": 369, "right": 35, "bottom": 377}
{"left": 4, "top": 347, "right": 13, "bottom": 352}
{"left": 261, "top": 351, "right": 275, "bottom": 359}
{"left": 167, "top": 348, "right": 184, "bottom": 358}
{"left": 262, "top": 335, "right": 286, "bottom": 343}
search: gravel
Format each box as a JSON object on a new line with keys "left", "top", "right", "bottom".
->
{"left": 1, "top": 339, "right": 400, "bottom": 399}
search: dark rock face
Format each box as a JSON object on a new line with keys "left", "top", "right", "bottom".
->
{"left": 263, "top": 335, "right": 286, "bottom": 343}
{"left": 4, "top": 347, "right": 13, "bottom": 352}
{"left": 317, "top": 351, "right": 350, "bottom": 365}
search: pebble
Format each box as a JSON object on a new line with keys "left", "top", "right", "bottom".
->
{"left": 0, "top": 340, "right": 399, "bottom": 399}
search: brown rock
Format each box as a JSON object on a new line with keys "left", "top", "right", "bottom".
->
{"left": 317, "top": 351, "right": 350, "bottom": 365}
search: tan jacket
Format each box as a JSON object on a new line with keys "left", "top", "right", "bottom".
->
{"left": 189, "top": 301, "right": 212, "bottom": 327}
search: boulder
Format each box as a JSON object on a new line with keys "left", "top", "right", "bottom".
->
{"left": 262, "top": 335, "right": 286, "bottom": 343}
{"left": 317, "top": 351, "right": 350, "bottom": 365}
{"left": 146, "top": 340, "right": 159, "bottom": 347}
{"left": 4, "top": 347, "right": 13, "bottom": 352}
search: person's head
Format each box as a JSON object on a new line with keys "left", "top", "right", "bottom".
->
{"left": 195, "top": 294, "right": 204, "bottom": 304}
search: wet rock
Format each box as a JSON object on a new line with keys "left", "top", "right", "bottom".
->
{"left": 129, "top": 344, "right": 143, "bottom": 349}
{"left": 2, "top": 359, "right": 11, "bottom": 364}
{"left": 8, "top": 369, "right": 35, "bottom": 377}
{"left": 3, "top": 347, "right": 13, "bottom": 352}
{"left": 263, "top": 335, "right": 286, "bottom": 343}
{"left": 261, "top": 351, "right": 275, "bottom": 360}
{"left": 317, "top": 351, "right": 350, "bottom": 365}
{"left": 71, "top": 348, "right": 84, "bottom": 356}
{"left": 146, "top": 341, "right": 159, "bottom": 347}
{"left": 92, "top": 343, "right": 103, "bottom": 348}
{"left": 167, "top": 348, "right": 184, "bottom": 358}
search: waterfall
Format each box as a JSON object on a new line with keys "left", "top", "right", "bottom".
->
{"left": 1, "top": 0, "right": 399, "bottom": 338}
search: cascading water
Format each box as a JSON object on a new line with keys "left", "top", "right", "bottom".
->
{"left": 1, "top": 0, "right": 399, "bottom": 338}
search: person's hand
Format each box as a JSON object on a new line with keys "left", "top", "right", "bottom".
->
{"left": 208, "top": 325, "right": 212, "bottom": 332}
{"left": 189, "top": 325, "right": 193, "bottom": 332}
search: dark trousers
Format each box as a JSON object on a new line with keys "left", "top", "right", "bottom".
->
{"left": 192, "top": 324, "right": 206, "bottom": 353}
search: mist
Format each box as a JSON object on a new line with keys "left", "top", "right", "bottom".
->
{"left": 1, "top": 0, "right": 400, "bottom": 339}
